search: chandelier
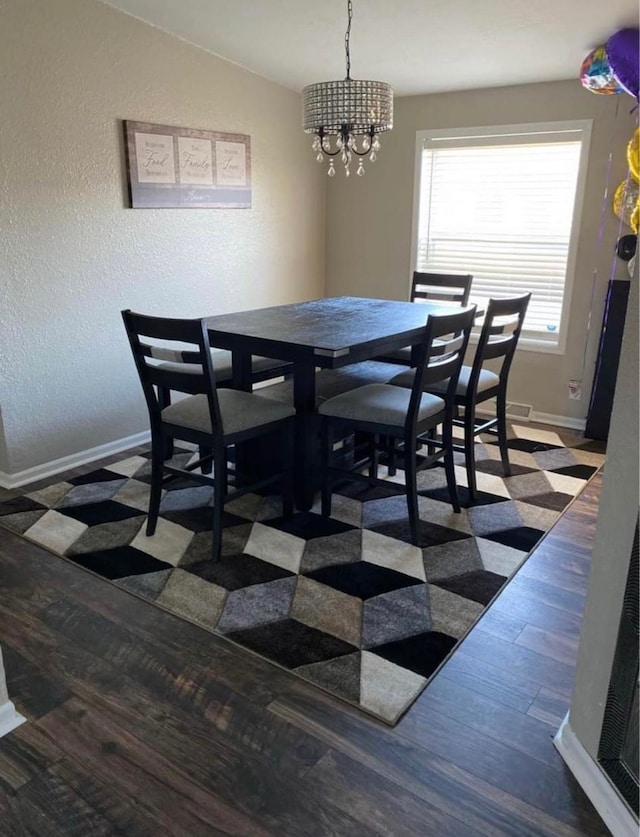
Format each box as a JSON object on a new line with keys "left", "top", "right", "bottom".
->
{"left": 302, "top": 0, "right": 393, "bottom": 177}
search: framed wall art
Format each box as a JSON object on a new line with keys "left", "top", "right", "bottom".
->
{"left": 123, "top": 120, "right": 251, "bottom": 209}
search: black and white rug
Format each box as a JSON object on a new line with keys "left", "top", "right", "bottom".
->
{"left": 0, "top": 424, "right": 604, "bottom": 724}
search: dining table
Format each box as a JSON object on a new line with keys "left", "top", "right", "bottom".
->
{"left": 204, "top": 295, "right": 462, "bottom": 510}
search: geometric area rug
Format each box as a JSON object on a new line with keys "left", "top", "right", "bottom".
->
{"left": 0, "top": 424, "right": 604, "bottom": 725}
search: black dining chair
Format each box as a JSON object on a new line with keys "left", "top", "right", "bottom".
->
{"left": 318, "top": 306, "right": 476, "bottom": 546}
{"left": 390, "top": 293, "right": 531, "bottom": 501}
{"left": 156, "top": 349, "right": 291, "bottom": 462}
{"left": 374, "top": 271, "right": 474, "bottom": 365}
{"left": 122, "top": 310, "right": 296, "bottom": 562}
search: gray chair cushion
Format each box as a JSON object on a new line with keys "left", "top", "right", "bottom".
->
{"left": 390, "top": 365, "right": 499, "bottom": 396}
{"left": 318, "top": 383, "right": 444, "bottom": 428}
{"left": 259, "top": 361, "right": 400, "bottom": 407}
{"left": 158, "top": 350, "right": 287, "bottom": 380}
{"left": 161, "top": 390, "right": 294, "bottom": 436}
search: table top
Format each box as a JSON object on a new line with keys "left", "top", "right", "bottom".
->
{"left": 204, "top": 296, "right": 460, "bottom": 363}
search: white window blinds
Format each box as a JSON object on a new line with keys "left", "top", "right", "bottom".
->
{"left": 415, "top": 127, "right": 586, "bottom": 345}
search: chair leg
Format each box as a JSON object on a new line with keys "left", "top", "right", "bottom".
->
{"left": 496, "top": 389, "right": 511, "bottom": 477}
{"left": 368, "top": 433, "right": 379, "bottom": 481}
{"left": 386, "top": 435, "right": 398, "bottom": 477}
{"left": 146, "top": 435, "right": 164, "bottom": 536}
{"left": 425, "top": 425, "right": 437, "bottom": 457}
{"left": 211, "top": 448, "right": 227, "bottom": 562}
{"left": 403, "top": 435, "right": 420, "bottom": 546}
{"left": 442, "top": 420, "right": 461, "bottom": 514}
{"left": 157, "top": 388, "right": 174, "bottom": 460}
{"left": 199, "top": 446, "right": 213, "bottom": 474}
{"left": 282, "top": 422, "right": 294, "bottom": 518}
{"left": 321, "top": 420, "right": 333, "bottom": 517}
{"left": 464, "top": 407, "right": 478, "bottom": 502}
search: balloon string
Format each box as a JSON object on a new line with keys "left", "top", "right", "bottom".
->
{"left": 579, "top": 96, "right": 620, "bottom": 383}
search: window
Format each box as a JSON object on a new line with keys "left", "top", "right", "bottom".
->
{"left": 412, "top": 121, "right": 592, "bottom": 352}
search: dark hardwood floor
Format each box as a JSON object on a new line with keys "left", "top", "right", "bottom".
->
{"left": 0, "top": 438, "right": 608, "bottom": 836}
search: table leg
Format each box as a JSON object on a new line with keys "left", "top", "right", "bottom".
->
{"left": 231, "top": 350, "right": 254, "bottom": 488}
{"left": 231, "top": 350, "right": 252, "bottom": 391}
{"left": 293, "top": 362, "right": 318, "bottom": 511}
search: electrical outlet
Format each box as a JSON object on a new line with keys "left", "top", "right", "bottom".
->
{"left": 568, "top": 379, "right": 582, "bottom": 400}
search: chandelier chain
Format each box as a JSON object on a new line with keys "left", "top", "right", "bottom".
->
{"left": 344, "top": 0, "right": 353, "bottom": 80}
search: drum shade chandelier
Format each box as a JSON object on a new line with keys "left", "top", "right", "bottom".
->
{"left": 302, "top": 0, "right": 393, "bottom": 177}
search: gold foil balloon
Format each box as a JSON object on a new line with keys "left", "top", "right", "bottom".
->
{"left": 628, "top": 128, "right": 640, "bottom": 182}
{"left": 613, "top": 178, "right": 640, "bottom": 228}
{"left": 631, "top": 203, "right": 639, "bottom": 234}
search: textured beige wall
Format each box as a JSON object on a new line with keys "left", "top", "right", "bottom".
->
{"left": 325, "top": 80, "right": 635, "bottom": 420}
{"left": 0, "top": 0, "right": 325, "bottom": 474}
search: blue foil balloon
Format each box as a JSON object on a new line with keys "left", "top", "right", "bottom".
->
{"left": 580, "top": 45, "right": 623, "bottom": 95}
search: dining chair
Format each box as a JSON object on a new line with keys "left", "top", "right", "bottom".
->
{"left": 122, "top": 310, "right": 296, "bottom": 562}
{"left": 390, "top": 293, "right": 531, "bottom": 501}
{"left": 318, "top": 305, "right": 477, "bottom": 546}
{"left": 156, "top": 349, "right": 292, "bottom": 461}
{"left": 374, "top": 271, "right": 474, "bottom": 365}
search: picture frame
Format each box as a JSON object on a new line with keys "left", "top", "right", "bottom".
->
{"left": 123, "top": 120, "right": 251, "bottom": 209}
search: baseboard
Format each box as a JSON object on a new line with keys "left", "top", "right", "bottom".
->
{"left": 0, "top": 431, "right": 151, "bottom": 490}
{"left": 476, "top": 405, "right": 586, "bottom": 431}
{"left": 0, "top": 700, "right": 26, "bottom": 738}
{"left": 554, "top": 714, "right": 638, "bottom": 837}
{"left": 531, "top": 411, "right": 586, "bottom": 431}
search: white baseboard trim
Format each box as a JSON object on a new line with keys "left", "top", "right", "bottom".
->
{"left": 476, "top": 406, "right": 586, "bottom": 431}
{"left": 554, "top": 714, "right": 638, "bottom": 837}
{"left": 0, "top": 431, "right": 151, "bottom": 490}
{"left": 0, "top": 700, "right": 26, "bottom": 738}
{"left": 531, "top": 411, "right": 586, "bottom": 431}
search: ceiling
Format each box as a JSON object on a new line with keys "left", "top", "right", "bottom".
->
{"left": 101, "top": 0, "right": 638, "bottom": 97}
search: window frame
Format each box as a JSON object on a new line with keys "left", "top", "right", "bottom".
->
{"left": 410, "top": 120, "right": 593, "bottom": 355}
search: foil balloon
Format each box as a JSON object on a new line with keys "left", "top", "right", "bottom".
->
{"left": 606, "top": 27, "right": 640, "bottom": 101}
{"left": 613, "top": 179, "right": 640, "bottom": 228}
{"left": 628, "top": 128, "right": 640, "bottom": 182}
{"left": 632, "top": 203, "right": 640, "bottom": 235}
{"left": 579, "top": 45, "right": 623, "bottom": 94}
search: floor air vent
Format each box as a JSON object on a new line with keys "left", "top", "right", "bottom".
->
{"left": 505, "top": 401, "right": 532, "bottom": 421}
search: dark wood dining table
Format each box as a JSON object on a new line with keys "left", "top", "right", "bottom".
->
{"left": 204, "top": 296, "right": 461, "bottom": 510}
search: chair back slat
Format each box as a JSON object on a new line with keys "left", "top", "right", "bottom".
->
{"left": 122, "top": 310, "right": 223, "bottom": 435}
{"left": 411, "top": 271, "right": 473, "bottom": 306}
{"left": 468, "top": 293, "right": 531, "bottom": 391}
{"left": 407, "top": 305, "right": 476, "bottom": 428}
{"left": 481, "top": 333, "right": 517, "bottom": 361}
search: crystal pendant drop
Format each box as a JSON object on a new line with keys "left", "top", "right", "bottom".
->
{"left": 328, "top": 159, "right": 336, "bottom": 177}
{"left": 316, "top": 153, "right": 324, "bottom": 163}
{"left": 372, "top": 137, "right": 381, "bottom": 151}
{"left": 370, "top": 151, "right": 377, "bottom": 162}
{"left": 312, "top": 136, "right": 321, "bottom": 151}
{"left": 357, "top": 161, "right": 365, "bottom": 176}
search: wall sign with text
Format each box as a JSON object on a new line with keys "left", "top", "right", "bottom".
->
{"left": 123, "top": 120, "right": 251, "bottom": 208}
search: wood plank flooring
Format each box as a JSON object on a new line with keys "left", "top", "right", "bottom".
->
{"left": 0, "top": 441, "right": 609, "bottom": 836}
